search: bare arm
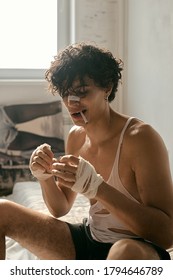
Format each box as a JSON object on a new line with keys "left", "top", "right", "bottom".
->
{"left": 44, "top": 123, "right": 173, "bottom": 248}
{"left": 95, "top": 124, "right": 173, "bottom": 248}
{"left": 40, "top": 177, "right": 77, "bottom": 218}
{"left": 29, "top": 143, "right": 77, "bottom": 218}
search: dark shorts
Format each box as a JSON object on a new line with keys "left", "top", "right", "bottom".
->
{"left": 67, "top": 218, "right": 170, "bottom": 260}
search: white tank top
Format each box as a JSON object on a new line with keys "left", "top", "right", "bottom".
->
{"left": 88, "top": 117, "right": 140, "bottom": 243}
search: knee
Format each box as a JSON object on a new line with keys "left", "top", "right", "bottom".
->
{"left": 107, "top": 239, "right": 148, "bottom": 260}
{"left": 0, "top": 198, "right": 9, "bottom": 209}
{"left": 0, "top": 199, "right": 12, "bottom": 228}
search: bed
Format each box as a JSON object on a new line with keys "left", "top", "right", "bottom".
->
{"left": 3, "top": 181, "right": 90, "bottom": 260}
{"left": 1, "top": 181, "right": 173, "bottom": 260}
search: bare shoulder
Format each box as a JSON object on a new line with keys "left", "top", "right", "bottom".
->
{"left": 127, "top": 118, "right": 167, "bottom": 153}
{"left": 120, "top": 118, "right": 169, "bottom": 182}
{"left": 123, "top": 117, "right": 171, "bottom": 183}
{"left": 66, "top": 125, "right": 86, "bottom": 155}
{"left": 125, "top": 118, "right": 173, "bottom": 212}
{"left": 126, "top": 117, "right": 172, "bottom": 187}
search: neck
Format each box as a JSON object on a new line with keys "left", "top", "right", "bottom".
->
{"left": 85, "top": 108, "right": 117, "bottom": 146}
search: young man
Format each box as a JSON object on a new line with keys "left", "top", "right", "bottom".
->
{"left": 0, "top": 42, "right": 173, "bottom": 259}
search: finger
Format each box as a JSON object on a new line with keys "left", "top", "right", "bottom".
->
{"left": 33, "top": 144, "right": 53, "bottom": 159}
{"left": 52, "top": 162, "right": 77, "bottom": 174}
{"left": 59, "top": 155, "right": 80, "bottom": 166}
{"left": 31, "top": 146, "right": 54, "bottom": 170}
{"left": 56, "top": 177, "right": 76, "bottom": 187}
{"left": 30, "top": 144, "right": 53, "bottom": 164}
{"left": 36, "top": 144, "right": 54, "bottom": 158}
{"left": 30, "top": 161, "right": 46, "bottom": 173}
{"left": 31, "top": 156, "right": 52, "bottom": 172}
{"left": 35, "top": 151, "right": 53, "bottom": 167}
{"left": 52, "top": 169, "right": 76, "bottom": 182}
{"left": 41, "top": 143, "right": 54, "bottom": 156}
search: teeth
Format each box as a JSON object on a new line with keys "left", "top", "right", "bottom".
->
{"left": 73, "top": 111, "right": 82, "bottom": 114}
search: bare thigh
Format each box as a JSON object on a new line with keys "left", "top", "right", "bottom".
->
{"left": 0, "top": 200, "right": 75, "bottom": 260}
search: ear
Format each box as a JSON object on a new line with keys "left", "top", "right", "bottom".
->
{"left": 105, "top": 83, "right": 113, "bottom": 94}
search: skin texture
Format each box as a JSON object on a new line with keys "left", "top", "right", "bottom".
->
{"left": 0, "top": 67, "right": 173, "bottom": 260}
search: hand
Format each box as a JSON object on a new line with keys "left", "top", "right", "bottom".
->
{"left": 51, "top": 155, "right": 78, "bottom": 187}
{"left": 29, "top": 143, "right": 54, "bottom": 181}
{"left": 52, "top": 155, "right": 103, "bottom": 198}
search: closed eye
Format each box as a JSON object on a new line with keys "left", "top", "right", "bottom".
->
{"left": 75, "top": 90, "right": 88, "bottom": 98}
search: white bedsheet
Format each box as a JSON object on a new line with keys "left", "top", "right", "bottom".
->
{"left": 2, "top": 181, "right": 173, "bottom": 260}
{"left": 3, "top": 181, "right": 89, "bottom": 260}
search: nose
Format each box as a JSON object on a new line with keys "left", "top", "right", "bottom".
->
{"left": 68, "top": 95, "right": 80, "bottom": 106}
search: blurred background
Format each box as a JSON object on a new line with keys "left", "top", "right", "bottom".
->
{"left": 0, "top": 0, "right": 173, "bottom": 177}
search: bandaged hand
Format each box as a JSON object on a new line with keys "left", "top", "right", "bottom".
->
{"left": 29, "top": 143, "right": 54, "bottom": 181}
{"left": 71, "top": 156, "right": 104, "bottom": 199}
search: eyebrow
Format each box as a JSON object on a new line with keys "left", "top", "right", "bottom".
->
{"left": 72, "top": 84, "right": 89, "bottom": 91}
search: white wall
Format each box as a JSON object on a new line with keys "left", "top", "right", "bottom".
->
{"left": 0, "top": 80, "right": 53, "bottom": 105}
{"left": 123, "top": 0, "right": 173, "bottom": 174}
{"left": 73, "top": 0, "right": 125, "bottom": 112}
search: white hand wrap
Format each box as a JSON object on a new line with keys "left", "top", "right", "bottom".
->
{"left": 71, "top": 157, "right": 103, "bottom": 199}
{"left": 30, "top": 169, "right": 53, "bottom": 181}
{"left": 29, "top": 144, "right": 53, "bottom": 181}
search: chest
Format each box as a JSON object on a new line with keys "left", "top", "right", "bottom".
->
{"left": 79, "top": 137, "right": 119, "bottom": 181}
{"left": 79, "top": 138, "right": 140, "bottom": 201}
{"left": 86, "top": 151, "right": 115, "bottom": 182}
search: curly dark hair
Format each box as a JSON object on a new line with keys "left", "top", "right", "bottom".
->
{"left": 45, "top": 42, "right": 123, "bottom": 103}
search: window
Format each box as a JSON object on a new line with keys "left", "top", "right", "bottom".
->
{"left": 0, "top": 0, "right": 58, "bottom": 79}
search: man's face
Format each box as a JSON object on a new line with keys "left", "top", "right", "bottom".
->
{"left": 62, "top": 77, "right": 107, "bottom": 125}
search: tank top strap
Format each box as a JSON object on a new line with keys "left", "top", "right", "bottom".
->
{"left": 115, "top": 117, "right": 135, "bottom": 162}
{"left": 119, "top": 117, "right": 135, "bottom": 145}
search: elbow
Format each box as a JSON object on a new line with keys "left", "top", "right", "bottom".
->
{"left": 48, "top": 208, "right": 66, "bottom": 219}
{"left": 160, "top": 237, "right": 173, "bottom": 251}
{"left": 162, "top": 230, "right": 173, "bottom": 250}
{"left": 49, "top": 209, "right": 61, "bottom": 219}
{"left": 162, "top": 219, "right": 173, "bottom": 249}
{"left": 47, "top": 204, "right": 71, "bottom": 219}
{"left": 45, "top": 205, "right": 59, "bottom": 218}
{"left": 154, "top": 222, "right": 173, "bottom": 250}
{"left": 143, "top": 218, "right": 173, "bottom": 249}
{"left": 158, "top": 236, "right": 173, "bottom": 250}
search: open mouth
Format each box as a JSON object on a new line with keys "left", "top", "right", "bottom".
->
{"left": 71, "top": 109, "right": 86, "bottom": 118}
{"left": 71, "top": 109, "right": 88, "bottom": 123}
